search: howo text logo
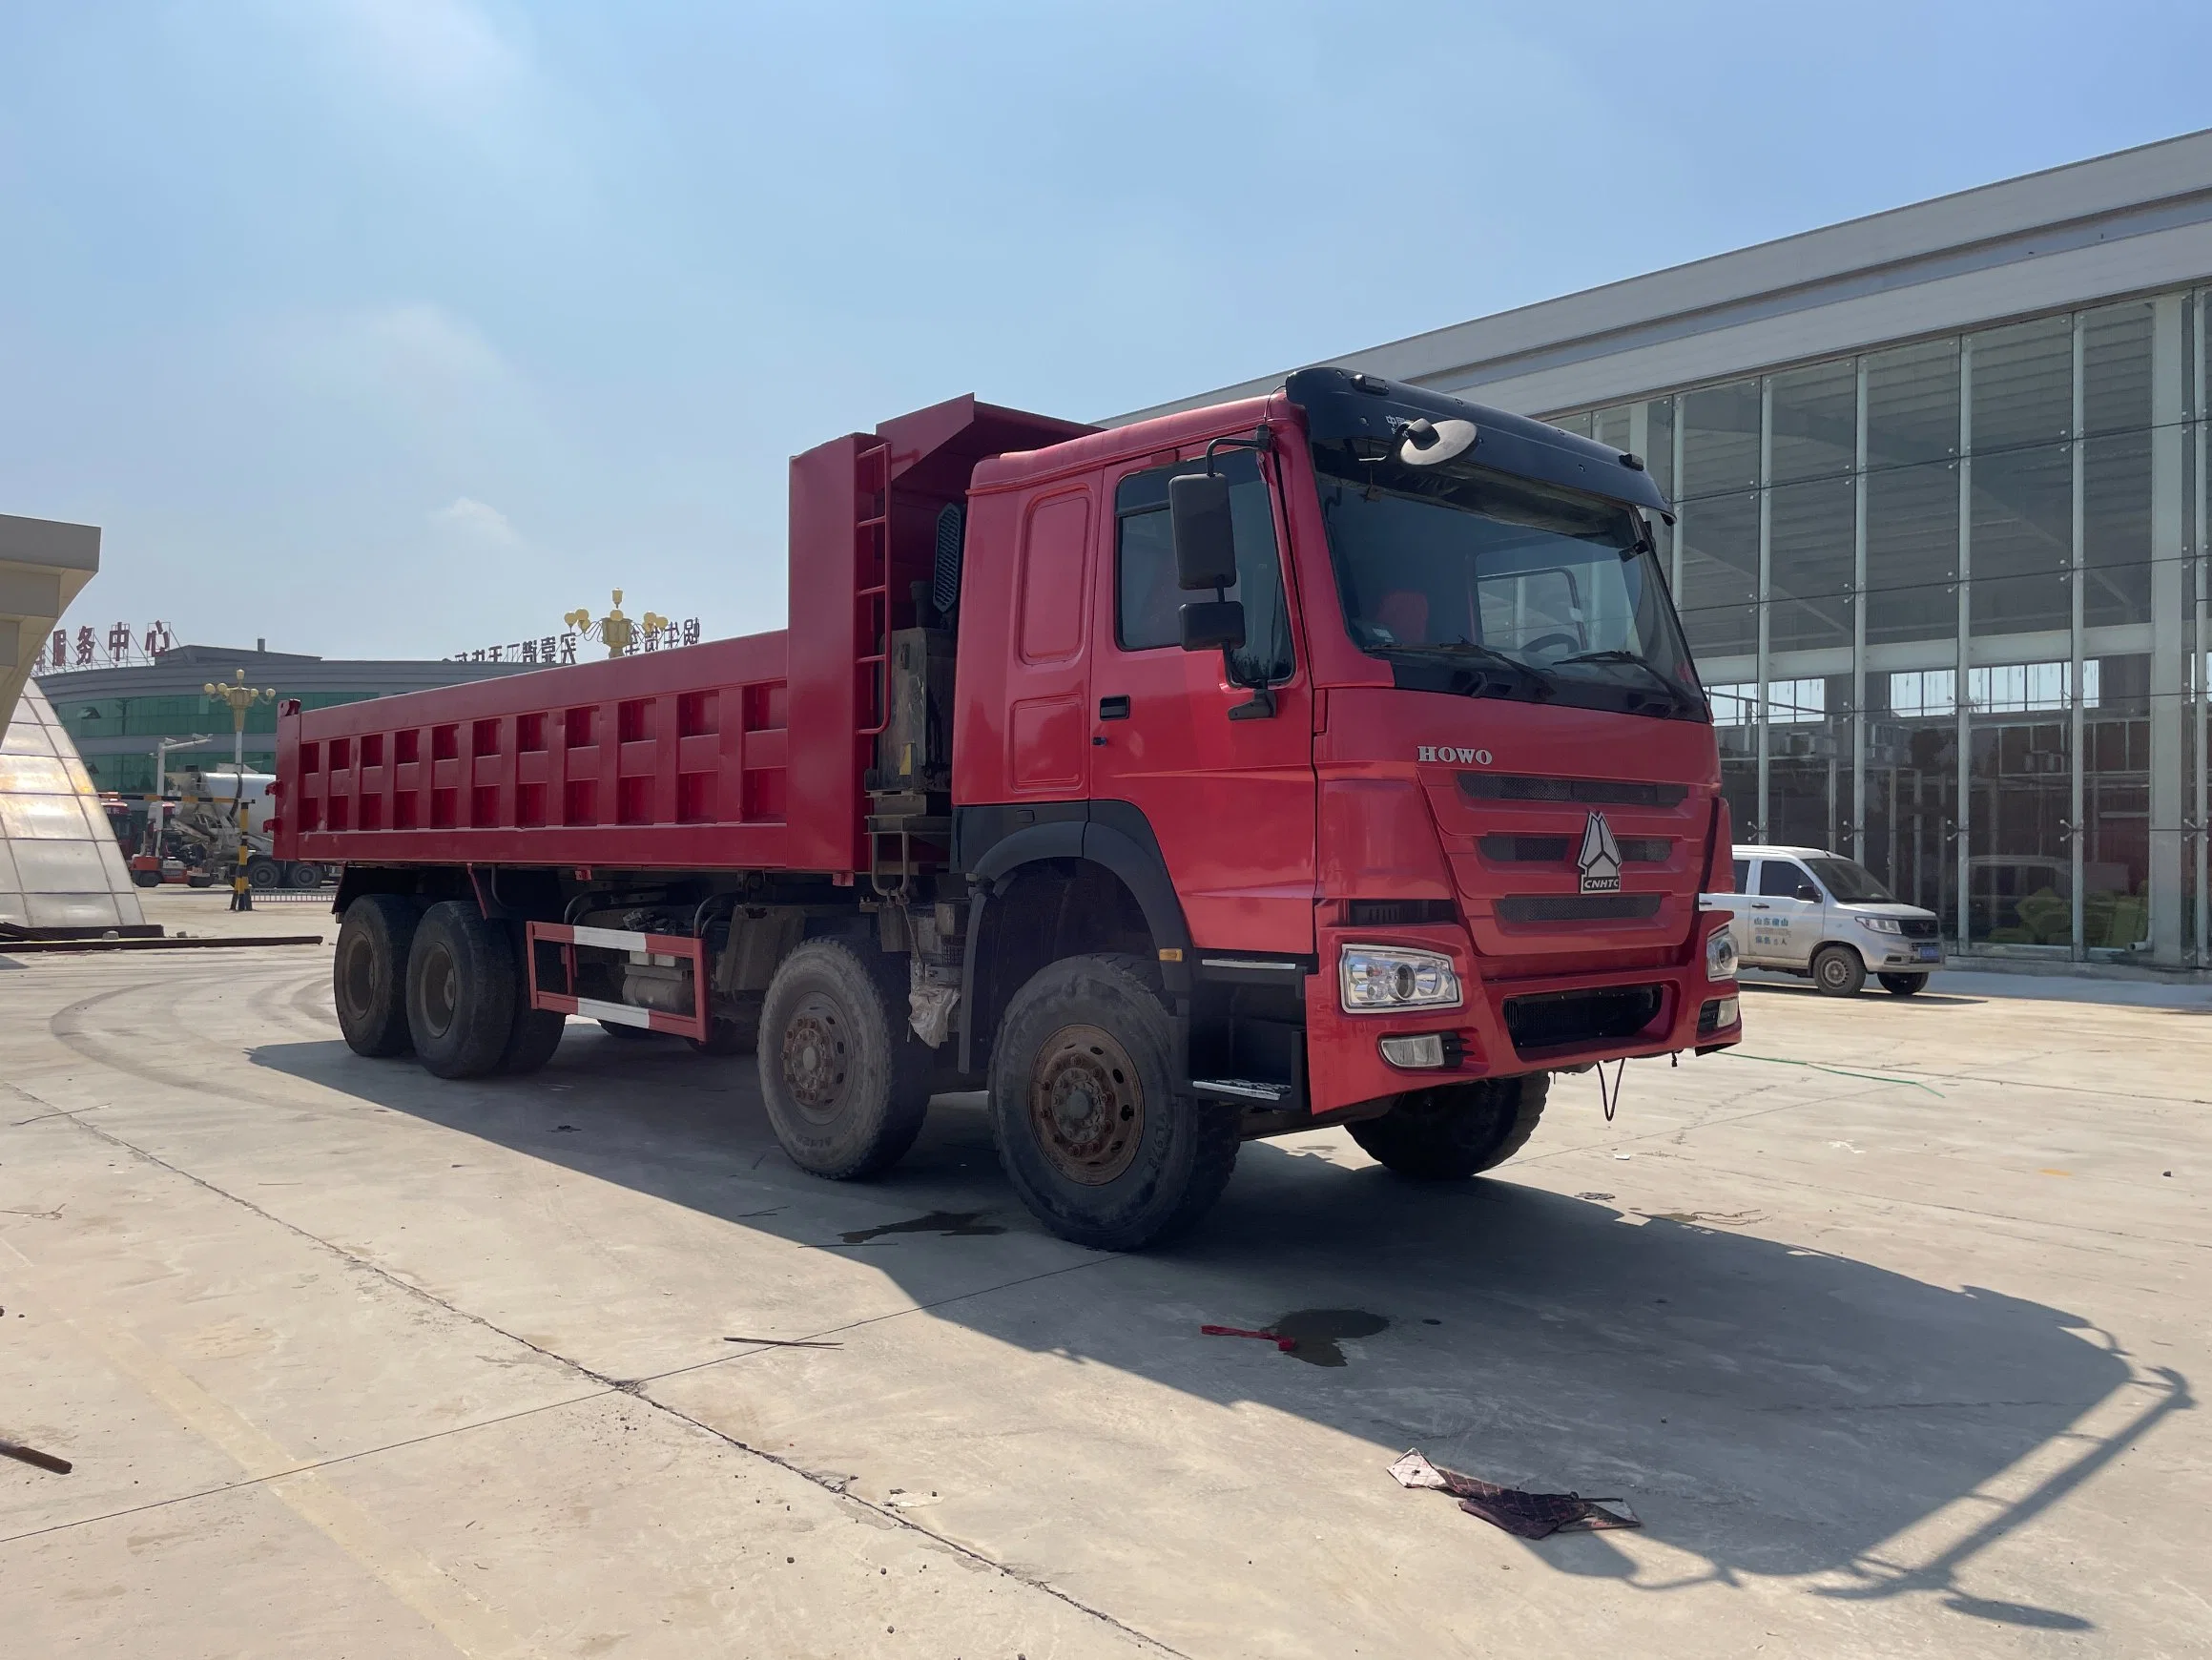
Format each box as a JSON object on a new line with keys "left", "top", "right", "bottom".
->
{"left": 1416, "top": 745, "right": 1493, "bottom": 765}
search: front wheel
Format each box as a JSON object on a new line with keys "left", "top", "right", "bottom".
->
{"left": 758, "top": 940, "right": 931, "bottom": 1178}
{"left": 1812, "top": 944, "right": 1867, "bottom": 997}
{"left": 1879, "top": 971, "right": 1928, "bottom": 996}
{"left": 988, "top": 954, "right": 1239, "bottom": 1251}
{"left": 1346, "top": 1074, "right": 1550, "bottom": 1180}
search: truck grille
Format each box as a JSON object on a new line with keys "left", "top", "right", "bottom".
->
{"left": 1898, "top": 917, "right": 1940, "bottom": 940}
{"left": 1343, "top": 899, "right": 1458, "bottom": 926}
{"left": 1457, "top": 774, "right": 1687, "bottom": 808}
{"left": 1495, "top": 894, "right": 1663, "bottom": 923}
{"left": 1479, "top": 834, "right": 1672, "bottom": 863}
{"left": 1503, "top": 986, "right": 1664, "bottom": 1054}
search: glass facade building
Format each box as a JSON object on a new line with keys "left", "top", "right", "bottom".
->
{"left": 1539, "top": 289, "right": 2206, "bottom": 965}
{"left": 1123, "top": 131, "right": 2212, "bottom": 970}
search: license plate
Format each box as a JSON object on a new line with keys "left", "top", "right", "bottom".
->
{"left": 1916, "top": 944, "right": 1939, "bottom": 962}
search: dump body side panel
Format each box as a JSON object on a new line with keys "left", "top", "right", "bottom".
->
{"left": 275, "top": 630, "right": 795, "bottom": 870}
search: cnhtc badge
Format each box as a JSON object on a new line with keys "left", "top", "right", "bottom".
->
{"left": 1577, "top": 812, "right": 1623, "bottom": 895}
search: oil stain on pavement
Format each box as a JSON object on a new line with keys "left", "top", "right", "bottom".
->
{"left": 1269, "top": 1309, "right": 1390, "bottom": 1367}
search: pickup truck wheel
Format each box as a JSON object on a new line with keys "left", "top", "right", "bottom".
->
{"left": 1879, "top": 971, "right": 1929, "bottom": 996}
{"left": 759, "top": 940, "right": 930, "bottom": 1178}
{"left": 691, "top": 997, "right": 761, "bottom": 1057}
{"left": 989, "top": 954, "right": 1239, "bottom": 1251}
{"left": 405, "top": 901, "right": 520, "bottom": 1079}
{"left": 1812, "top": 944, "right": 1867, "bottom": 997}
{"left": 1346, "top": 1074, "right": 1549, "bottom": 1180}
{"left": 333, "top": 894, "right": 420, "bottom": 1058}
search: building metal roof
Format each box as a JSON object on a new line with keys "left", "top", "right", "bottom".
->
{"left": 1116, "top": 127, "right": 2212, "bottom": 425}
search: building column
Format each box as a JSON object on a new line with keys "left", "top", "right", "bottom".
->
{"left": 2150, "top": 293, "right": 2189, "bottom": 966}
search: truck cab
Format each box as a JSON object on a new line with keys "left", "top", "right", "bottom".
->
{"left": 1707, "top": 844, "right": 1943, "bottom": 996}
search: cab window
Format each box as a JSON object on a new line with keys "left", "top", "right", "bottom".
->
{"left": 1114, "top": 449, "right": 1294, "bottom": 685}
{"left": 1730, "top": 858, "right": 1749, "bottom": 892}
{"left": 1758, "top": 860, "right": 1815, "bottom": 900}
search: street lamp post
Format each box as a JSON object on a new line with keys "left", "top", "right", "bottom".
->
{"left": 203, "top": 669, "right": 275, "bottom": 912}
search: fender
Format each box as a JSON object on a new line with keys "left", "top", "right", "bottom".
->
{"left": 954, "top": 800, "right": 1194, "bottom": 1071}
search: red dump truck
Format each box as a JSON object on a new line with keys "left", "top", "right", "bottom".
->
{"left": 276, "top": 370, "right": 1742, "bottom": 1249}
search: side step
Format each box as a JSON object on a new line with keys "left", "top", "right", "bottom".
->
{"left": 1190, "top": 1077, "right": 1292, "bottom": 1104}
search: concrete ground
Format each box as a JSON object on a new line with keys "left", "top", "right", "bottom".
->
{"left": 2, "top": 921, "right": 2204, "bottom": 1657}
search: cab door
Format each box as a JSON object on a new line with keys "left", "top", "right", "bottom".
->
{"left": 1087, "top": 448, "right": 1315, "bottom": 955}
{"left": 1747, "top": 856, "right": 1820, "bottom": 968}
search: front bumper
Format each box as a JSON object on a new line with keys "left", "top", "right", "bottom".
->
{"left": 1302, "top": 910, "right": 1743, "bottom": 1115}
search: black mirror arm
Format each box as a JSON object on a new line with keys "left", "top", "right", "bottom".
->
{"left": 1228, "top": 687, "right": 1276, "bottom": 722}
{"left": 1201, "top": 424, "right": 1273, "bottom": 475}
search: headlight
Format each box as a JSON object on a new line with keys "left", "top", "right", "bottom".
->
{"left": 1859, "top": 916, "right": 1902, "bottom": 935}
{"left": 1706, "top": 923, "right": 1739, "bottom": 981}
{"left": 1339, "top": 944, "right": 1462, "bottom": 1011}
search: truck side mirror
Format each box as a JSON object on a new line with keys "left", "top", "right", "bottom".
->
{"left": 1180, "top": 599, "right": 1246, "bottom": 653}
{"left": 1168, "top": 473, "right": 1238, "bottom": 591}
{"left": 1794, "top": 882, "right": 1819, "bottom": 903}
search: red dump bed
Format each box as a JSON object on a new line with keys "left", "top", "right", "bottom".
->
{"left": 276, "top": 630, "right": 800, "bottom": 873}
{"left": 275, "top": 393, "right": 1092, "bottom": 879}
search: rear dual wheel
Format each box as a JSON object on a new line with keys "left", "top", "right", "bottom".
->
{"left": 335, "top": 897, "right": 563, "bottom": 1076}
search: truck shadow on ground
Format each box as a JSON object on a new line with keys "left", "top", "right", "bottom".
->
{"left": 252, "top": 1028, "right": 2184, "bottom": 1631}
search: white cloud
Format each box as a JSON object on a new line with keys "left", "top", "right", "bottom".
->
{"left": 430, "top": 496, "right": 519, "bottom": 546}
{"left": 321, "top": 0, "right": 524, "bottom": 106}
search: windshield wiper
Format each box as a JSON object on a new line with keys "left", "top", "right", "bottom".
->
{"left": 1548, "top": 650, "right": 1703, "bottom": 715}
{"left": 1374, "top": 640, "right": 1555, "bottom": 695}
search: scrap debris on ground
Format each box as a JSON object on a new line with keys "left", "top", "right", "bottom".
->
{"left": 1, "top": 1439, "right": 72, "bottom": 1475}
{"left": 1388, "top": 1449, "right": 1638, "bottom": 1540}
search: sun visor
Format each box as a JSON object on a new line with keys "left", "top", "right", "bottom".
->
{"left": 1284, "top": 367, "right": 1672, "bottom": 517}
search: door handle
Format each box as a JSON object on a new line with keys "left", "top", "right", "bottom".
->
{"left": 1098, "top": 695, "right": 1130, "bottom": 720}
{"left": 1751, "top": 903, "right": 1770, "bottom": 909}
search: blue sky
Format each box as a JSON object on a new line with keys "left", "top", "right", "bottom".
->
{"left": 4, "top": 2, "right": 2207, "bottom": 661}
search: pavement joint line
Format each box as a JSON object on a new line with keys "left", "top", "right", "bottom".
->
{"left": 8, "top": 1090, "right": 1182, "bottom": 1656}
{"left": 0, "top": 1384, "right": 616, "bottom": 1548}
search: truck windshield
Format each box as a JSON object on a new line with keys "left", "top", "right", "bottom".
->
{"left": 1312, "top": 438, "right": 1706, "bottom": 720}
{"left": 1803, "top": 856, "right": 1896, "bottom": 904}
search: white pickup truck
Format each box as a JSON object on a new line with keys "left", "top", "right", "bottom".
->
{"left": 1706, "top": 844, "right": 1944, "bottom": 996}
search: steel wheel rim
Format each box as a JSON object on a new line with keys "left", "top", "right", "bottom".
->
{"left": 422, "top": 946, "right": 459, "bottom": 1037}
{"left": 1029, "top": 1023, "right": 1144, "bottom": 1186}
{"left": 1821, "top": 955, "right": 1850, "bottom": 987}
{"left": 339, "top": 935, "right": 376, "bottom": 1018}
{"left": 779, "top": 992, "right": 850, "bottom": 1123}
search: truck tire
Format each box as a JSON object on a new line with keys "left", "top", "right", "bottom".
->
{"left": 758, "top": 940, "right": 931, "bottom": 1178}
{"left": 1879, "top": 971, "right": 1928, "bottom": 996}
{"left": 1812, "top": 944, "right": 1867, "bottom": 997}
{"left": 599, "top": 1019, "right": 656, "bottom": 1041}
{"left": 405, "top": 901, "right": 520, "bottom": 1079}
{"left": 333, "top": 894, "right": 420, "bottom": 1058}
{"left": 1346, "top": 1074, "right": 1550, "bottom": 1181}
{"left": 492, "top": 923, "right": 566, "bottom": 1074}
{"left": 246, "top": 855, "right": 284, "bottom": 890}
{"left": 691, "top": 997, "right": 762, "bottom": 1057}
{"left": 988, "top": 954, "right": 1239, "bottom": 1252}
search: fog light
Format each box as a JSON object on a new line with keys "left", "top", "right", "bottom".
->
{"left": 1378, "top": 1033, "right": 1447, "bottom": 1069}
{"left": 1712, "top": 995, "right": 1739, "bottom": 1027}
